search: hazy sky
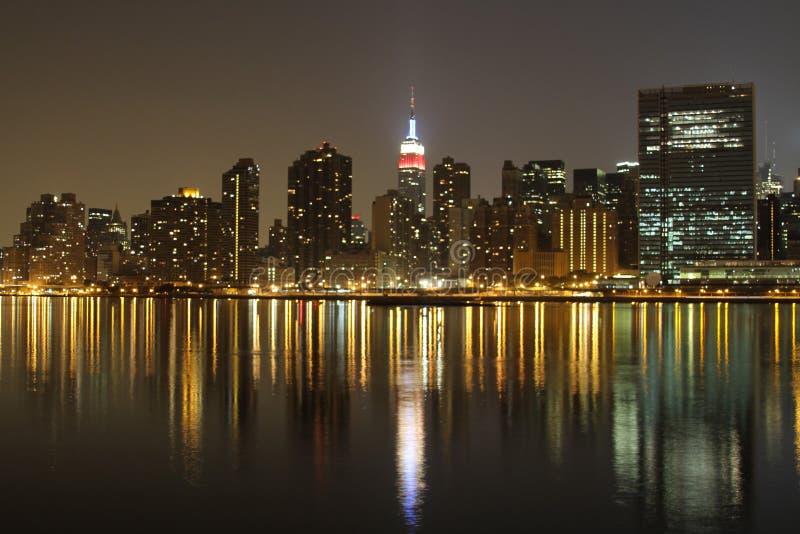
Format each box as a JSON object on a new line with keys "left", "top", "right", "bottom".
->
{"left": 2, "top": 0, "right": 799, "bottom": 245}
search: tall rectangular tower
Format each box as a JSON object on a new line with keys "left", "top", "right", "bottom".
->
{"left": 432, "top": 156, "right": 471, "bottom": 266}
{"left": 287, "top": 142, "right": 353, "bottom": 270}
{"left": 222, "top": 158, "right": 260, "bottom": 283}
{"left": 638, "top": 83, "right": 755, "bottom": 280}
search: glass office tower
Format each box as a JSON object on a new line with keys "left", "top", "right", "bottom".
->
{"left": 638, "top": 83, "right": 755, "bottom": 281}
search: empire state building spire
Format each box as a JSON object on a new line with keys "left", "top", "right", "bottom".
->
{"left": 408, "top": 85, "right": 417, "bottom": 139}
{"left": 398, "top": 85, "right": 426, "bottom": 215}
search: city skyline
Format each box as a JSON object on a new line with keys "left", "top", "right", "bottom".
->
{"left": 2, "top": 2, "right": 799, "bottom": 245}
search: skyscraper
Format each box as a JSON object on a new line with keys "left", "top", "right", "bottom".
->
{"left": 501, "top": 160, "right": 522, "bottom": 206}
{"left": 267, "top": 218, "right": 288, "bottom": 264}
{"left": 573, "top": 168, "right": 607, "bottom": 206}
{"left": 130, "top": 211, "right": 151, "bottom": 258}
{"left": 398, "top": 87, "right": 426, "bottom": 216}
{"left": 757, "top": 195, "right": 784, "bottom": 261}
{"left": 3, "top": 193, "right": 87, "bottom": 285}
{"left": 520, "top": 162, "right": 548, "bottom": 210}
{"left": 108, "top": 206, "right": 129, "bottom": 250}
{"left": 606, "top": 162, "right": 640, "bottom": 269}
{"left": 432, "top": 156, "right": 471, "bottom": 266}
{"left": 372, "top": 189, "right": 416, "bottom": 285}
{"left": 87, "top": 206, "right": 128, "bottom": 257}
{"left": 351, "top": 215, "right": 369, "bottom": 250}
{"left": 288, "top": 142, "right": 353, "bottom": 270}
{"left": 533, "top": 160, "right": 566, "bottom": 198}
{"left": 638, "top": 83, "right": 756, "bottom": 280}
{"left": 149, "top": 187, "right": 222, "bottom": 282}
{"left": 86, "top": 208, "right": 112, "bottom": 256}
{"left": 222, "top": 158, "right": 260, "bottom": 283}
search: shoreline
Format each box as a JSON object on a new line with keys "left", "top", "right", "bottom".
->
{"left": 2, "top": 292, "right": 800, "bottom": 305}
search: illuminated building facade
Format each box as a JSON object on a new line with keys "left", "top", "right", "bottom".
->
{"left": 398, "top": 87, "right": 426, "bottom": 216}
{"left": 2, "top": 193, "right": 87, "bottom": 285}
{"left": 470, "top": 200, "right": 538, "bottom": 273}
{"left": 130, "top": 211, "right": 151, "bottom": 256}
{"left": 372, "top": 189, "right": 416, "bottom": 284}
{"left": 638, "top": 83, "right": 756, "bottom": 280}
{"left": 574, "top": 168, "right": 607, "bottom": 206}
{"left": 757, "top": 195, "right": 785, "bottom": 260}
{"left": 756, "top": 162, "right": 783, "bottom": 199}
{"left": 533, "top": 160, "right": 566, "bottom": 198}
{"left": 782, "top": 184, "right": 800, "bottom": 259}
{"left": 108, "top": 206, "right": 129, "bottom": 250}
{"left": 148, "top": 188, "right": 222, "bottom": 282}
{"left": 552, "top": 196, "right": 618, "bottom": 275}
{"left": 267, "top": 218, "right": 288, "bottom": 263}
{"left": 87, "top": 206, "right": 128, "bottom": 257}
{"left": 221, "top": 158, "right": 260, "bottom": 283}
{"left": 351, "top": 215, "right": 369, "bottom": 250}
{"left": 433, "top": 156, "right": 471, "bottom": 266}
{"left": 520, "top": 161, "right": 548, "bottom": 219}
{"left": 288, "top": 142, "right": 353, "bottom": 270}
{"left": 447, "top": 198, "right": 484, "bottom": 270}
{"left": 0, "top": 244, "right": 27, "bottom": 284}
{"left": 606, "top": 161, "right": 640, "bottom": 269}
{"left": 86, "top": 208, "right": 112, "bottom": 255}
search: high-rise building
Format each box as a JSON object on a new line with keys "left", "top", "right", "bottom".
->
{"left": 372, "top": 189, "right": 416, "bottom": 285}
{"left": 794, "top": 169, "right": 800, "bottom": 196}
{"left": 757, "top": 195, "right": 785, "bottom": 260}
{"left": 221, "top": 158, "right": 260, "bottom": 283}
{"left": 267, "top": 218, "right": 288, "bottom": 263}
{"left": 533, "top": 160, "right": 566, "bottom": 198}
{"left": 638, "top": 83, "right": 756, "bottom": 280}
{"left": 573, "top": 168, "right": 607, "bottom": 206}
{"left": 756, "top": 162, "right": 783, "bottom": 199}
{"left": 501, "top": 160, "right": 522, "bottom": 206}
{"left": 448, "top": 198, "right": 483, "bottom": 240}
{"left": 470, "top": 200, "right": 539, "bottom": 275}
{"left": 432, "top": 156, "right": 471, "bottom": 266}
{"left": 108, "top": 206, "right": 129, "bottom": 250}
{"left": 606, "top": 162, "right": 640, "bottom": 269}
{"left": 0, "top": 244, "right": 27, "bottom": 285}
{"left": 398, "top": 87, "right": 426, "bottom": 216}
{"left": 470, "top": 200, "right": 514, "bottom": 273}
{"left": 4, "top": 193, "right": 87, "bottom": 285}
{"left": 288, "top": 142, "right": 353, "bottom": 270}
{"left": 130, "top": 211, "right": 151, "bottom": 257}
{"left": 552, "top": 196, "right": 618, "bottom": 275}
{"left": 520, "top": 162, "right": 548, "bottom": 214}
{"left": 351, "top": 215, "right": 369, "bottom": 250}
{"left": 148, "top": 188, "right": 222, "bottom": 282}
{"left": 86, "top": 205, "right": 128, "bottom": 257}
{"left": 86, "top": 208, "right": 112, "bottom": 256}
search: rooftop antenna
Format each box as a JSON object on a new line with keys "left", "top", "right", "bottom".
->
{"left": 407, "top": 84, "right": 417, "bottom": 139}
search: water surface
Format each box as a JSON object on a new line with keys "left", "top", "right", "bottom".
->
{"left": 1, "top": 297, "right": 799, "bottom": 532}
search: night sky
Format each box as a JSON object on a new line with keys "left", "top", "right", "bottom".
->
{"left": 2, "top": 0, "right": 799, "bottom": 245}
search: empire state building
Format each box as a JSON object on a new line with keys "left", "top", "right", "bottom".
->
{"left": 398, "top": 86, "right": 426, "bottom": 216}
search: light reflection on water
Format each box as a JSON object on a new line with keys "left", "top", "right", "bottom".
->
{"left": 1, "top": 296, "right": 800, "bottom": 531}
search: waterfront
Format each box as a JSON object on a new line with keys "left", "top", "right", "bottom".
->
{"left": 1, "top": 296, "right": 800, "bottom": 531}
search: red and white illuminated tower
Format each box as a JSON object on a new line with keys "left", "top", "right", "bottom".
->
{"left": 398, "top": 86, "right": 426, "bottom": 216}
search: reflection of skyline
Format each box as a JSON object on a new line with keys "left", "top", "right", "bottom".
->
{"left": 1, "top": 297, "right": 800, "bottom": 530}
